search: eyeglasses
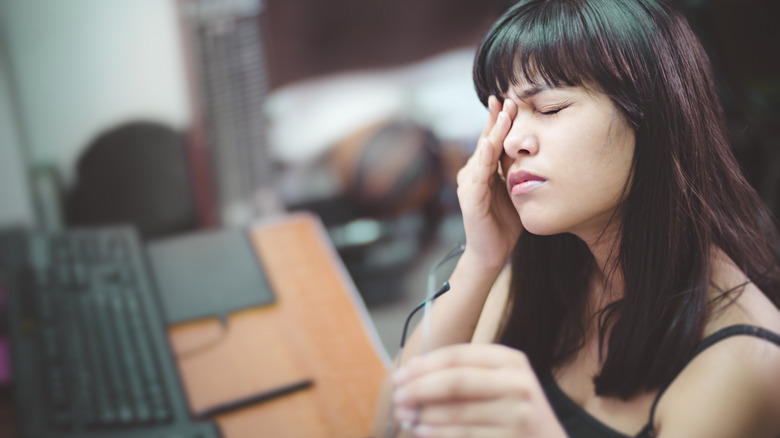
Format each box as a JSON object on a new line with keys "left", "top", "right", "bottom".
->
{"left": 385, "top": 243, "right": 466, "bottom": 437}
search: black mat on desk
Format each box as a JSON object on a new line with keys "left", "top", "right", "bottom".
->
{"left": 146, "top": 228, "right": 275, "bottom": 325}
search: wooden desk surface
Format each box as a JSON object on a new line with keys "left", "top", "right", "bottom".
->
{"left": 168, "top": 213, "right": 390, "bottom": 438}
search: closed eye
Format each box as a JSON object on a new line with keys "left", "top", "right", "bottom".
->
{"left": 539, "top": 105, "right": 568, "bottom": 115}
{"left": 537, "top": 100, "right": 572, "bottom": 116}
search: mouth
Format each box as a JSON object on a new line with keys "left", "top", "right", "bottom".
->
{"left": 508, "top": 170, "right": 547, "bottom": 195}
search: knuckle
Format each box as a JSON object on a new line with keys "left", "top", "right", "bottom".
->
{"left": 508, "top": 378, "right": 533, "bottom": 400}
{"left": 516, "top": 350, "right": 531, "bottom": 368}
{"left": 445, "top": 379, "right": 466, "bottom": 397}
{"left": 510, "top": 402, "right": 534, "bottom": 432}
{"left": 509, "top": 349, "right": 531, "bottom": 367}
{"left": 452, "top": 346, "right": 476, "bottom": 364}
{"left": 504, "top": 369, "right": 534, "bottom": 400}
{"left": 456, "top": 167, "right": 468, "bottom": 184}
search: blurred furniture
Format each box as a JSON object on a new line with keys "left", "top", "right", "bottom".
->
{"left": 175, "top": 0, "right": 506, "bottom": 228}
{"left": 0, "top": 212, "right": 388, "bottom": 437}
{"left": 64, "top": 121, "right": 198, "bottom": 240}
{"left": 177, "top": 0, "right": 281, "bottom": 229}
{"left": 287, "top": 121, "right": 446, "bottom": 305}
{"left": 169, "top": 212, "right": 389, "bottom": 437}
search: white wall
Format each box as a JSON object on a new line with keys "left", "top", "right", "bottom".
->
{"left": 0, "top": 0, "right": 190, "bottom": 193}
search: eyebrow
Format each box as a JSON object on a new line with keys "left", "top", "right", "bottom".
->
{"left": 515, "top": 85, "right": 553, "bottom": 102}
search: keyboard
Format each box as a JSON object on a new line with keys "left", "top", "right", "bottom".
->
{"left": 0, "top": 226, "right": 220, "bottom": 438}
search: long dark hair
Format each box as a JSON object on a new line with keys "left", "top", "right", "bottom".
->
{"left": 473, "top": 0, "right": 780, "bottom": 399}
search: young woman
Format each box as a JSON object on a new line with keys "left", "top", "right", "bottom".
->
{"left": 374, "top": 0, "right": 780, "bottom": 437}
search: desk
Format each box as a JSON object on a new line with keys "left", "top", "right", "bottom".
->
{"left": 168, "top": 213, "right": 390, "bottom": 438}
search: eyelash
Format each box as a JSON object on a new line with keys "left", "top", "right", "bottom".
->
{"left": 539, "top": 105, "right": 567, "bottom": 115}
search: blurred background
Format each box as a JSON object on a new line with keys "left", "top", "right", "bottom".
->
{"left": 0, "top": 0, "right": 778, "bottom": 360}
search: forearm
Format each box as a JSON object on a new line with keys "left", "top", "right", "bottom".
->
{"left": 403, "top": 249, "right": 505, "bottom": 358}
{"left": 372, "top": 249, "right": 505, "bottom": 437}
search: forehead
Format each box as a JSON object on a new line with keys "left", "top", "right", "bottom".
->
{"left": 503, "top": 73, "right": 604, "bottom": 100}
{"left": 503, "top": 81, "right": 579, "bottom": 101}
{"left": 505, "top": 82, "right": 554, "bottom": 101}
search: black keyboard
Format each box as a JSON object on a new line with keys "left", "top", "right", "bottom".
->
{"left": 0, "top": 226, "right": 220, "bottom": 438}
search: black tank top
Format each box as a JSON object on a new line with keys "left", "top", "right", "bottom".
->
{"left": 542, "top": 324, "right": 780, "bottom": 438}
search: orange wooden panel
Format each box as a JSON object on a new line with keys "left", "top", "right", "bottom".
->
{"left": 169, "top": 306, "right": 308, "bottom": 414}
{"left": 169, "top": 213, "right": 389, "bottom": 438}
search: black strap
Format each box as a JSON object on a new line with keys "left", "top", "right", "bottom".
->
{"left": 641, "top": 324, "right": 780, "bottom": 436}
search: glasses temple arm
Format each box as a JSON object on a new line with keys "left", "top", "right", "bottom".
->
{"left": 399, "top": 281, "right": 451, "bottom": 349}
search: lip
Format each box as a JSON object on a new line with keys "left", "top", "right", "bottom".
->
{"left": 508, "top": 170, "right": 547, "bottom": 195}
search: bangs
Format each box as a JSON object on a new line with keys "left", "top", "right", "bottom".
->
{"left": 473, "top": 0, "right": 653, "bottom": 107}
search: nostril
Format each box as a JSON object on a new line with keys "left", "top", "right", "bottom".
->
{"left": 517, "top": 135, "right": 539, "bottom": 156}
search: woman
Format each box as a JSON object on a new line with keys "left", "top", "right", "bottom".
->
{"left": 373, "top": 0, "right": 780, "bottom": 436}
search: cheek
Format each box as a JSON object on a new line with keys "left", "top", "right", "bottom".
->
{"left": 567, "top": 120, "right": 634, "bottom": 176}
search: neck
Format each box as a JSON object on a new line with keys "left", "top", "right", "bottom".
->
{"left": 580, "top": 224, "right": 625, "bottom": 317}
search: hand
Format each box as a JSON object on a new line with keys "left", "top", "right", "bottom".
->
{"left": 392, "top": 344, "right": 567, "bottom": 438}
{"left": 457, "top": 96, "right": 523, "bottom": 270}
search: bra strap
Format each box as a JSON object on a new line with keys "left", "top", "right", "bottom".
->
{"left": 642, "top": 324, "right": 780, "bottom": 435}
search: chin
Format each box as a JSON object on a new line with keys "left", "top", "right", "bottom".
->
{"left": 519, "top": 218, "right": 566, "bottom": 237}
{"left": 515, "top": 203, "right": 563, "bottom": 236}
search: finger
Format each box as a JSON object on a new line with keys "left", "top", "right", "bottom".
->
{"left": 455, "top": 137, "right": 499, "bottom": 191}
{"left": 397, "top": 344, "right": 530, "bottom": 382}
{"left": 462, "top": 97, "right": 510, "bottom": 179}
{"left": 396, "top": 398, "right": 523, "bottom": 427}
{"left": 477, "top": 136, "right": 499, "bottom": 171}
{"left": 480, "top": 107, "right": 512, "bottom": 172}
{"left": 471, "top": 112, "right": 510, "bottom": 185}
{"left": 486, "top": 109, "right": 511, "bottom": 157}
{"left": 409, "top": 423, "right": 506, "bottom": 438}
{"left": 492, "top": 99, "right": 517, "bottom": 181}
{"left": 479, "top": 95, "right": 502, "bottom": 140}
{"left": 395, "top": 366, "right": 536, "bottom": 406}
{"left": 502, "top": 97, "right": 518, "bottom": 121}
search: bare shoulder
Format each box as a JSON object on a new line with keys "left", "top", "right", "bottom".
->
{"left": 654, "top": 328, "right": 780, "bottom": 437}
{"left": 653, "top": 250, "right": 780, "bottom": 437}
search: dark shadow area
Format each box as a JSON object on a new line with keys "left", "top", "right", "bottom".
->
{"left": 678, "top": 0, "right": 780, "bottom": 218}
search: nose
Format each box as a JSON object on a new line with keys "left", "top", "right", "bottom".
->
{"left": 503, "top": 122, "right": 539, "bottom": 158}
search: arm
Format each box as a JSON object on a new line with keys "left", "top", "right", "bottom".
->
{"left": 372, "top": 96, "right": 523, "bottom": 437}
{"left": 371, "top": 257, "right": 508, "bottom": 438}
{"left": 414, "top": 94, "right": 522, "bottom": 352}
{"left": 471, "top": 265, "right": 511, "bottom": 344}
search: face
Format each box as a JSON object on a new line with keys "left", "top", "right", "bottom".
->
{"left": 500, "top": 81, "right": 635, "bottom": 242}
